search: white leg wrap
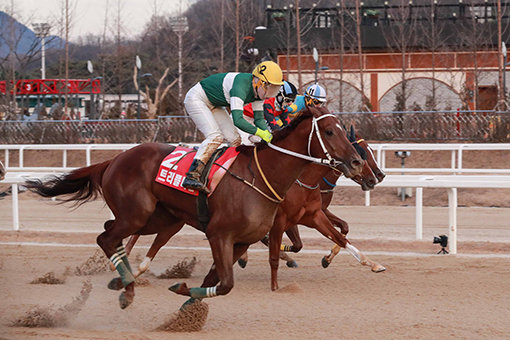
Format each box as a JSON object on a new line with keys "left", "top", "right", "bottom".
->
{"left": 345, "top": 243, "right": 362, "bottom": 263}
{"left": 110, "top": 253, "right": 123, "bottom": 267}
{"left": 206, "top": 286, "right": 217, "bottom": 297}
{"left": 139, "top": 257, "right": 152, "bottom": 273}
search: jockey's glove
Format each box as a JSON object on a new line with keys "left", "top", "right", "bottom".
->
{"left": 255, "top": 128, "right": 273, "bottom": 143}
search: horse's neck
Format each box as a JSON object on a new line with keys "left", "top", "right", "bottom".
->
{"left": 298, "top": 163, "right": 331, "bottom": 185}
{"left": 256, "top": 121, "right": 316, "bottom": 196}
{"left": 319, "top": 169, "right": 342, "bottom": 190}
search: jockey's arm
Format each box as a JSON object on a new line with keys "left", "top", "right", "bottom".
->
{"left": 283, "top": 102, "right": 299, "bottom": 114}
{"left": 278, "top": 110, "right": 290, "bottom": 127}
{"left": 253, "top": 110, "right": 268, "bottom": 130}
{"left": 231, "top": 96, "right": 259, "bottom": 134}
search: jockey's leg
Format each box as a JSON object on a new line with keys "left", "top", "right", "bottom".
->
{"left": 182, "top": 84, "right": 223, "bottom": 193}
{"left": 215, "top": 107, "right": 242, "bottom": 147}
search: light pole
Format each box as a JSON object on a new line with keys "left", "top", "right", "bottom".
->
{"left": 503, "top": 41, "right": 507, "bottom": 105}
{"left": 169, "top": 16, "right": 188, "bottom": 113}
{"left": 313, "top": 47, "right": 319, "bottom": 83}
{"left": 86, "top": 60, "right": 102, "bottom": 120}
{"left": 135, "top": 55, "right": 152, "bottom": 119}
{"left": 32, "top": 23, "right": 51, "bottom": 79}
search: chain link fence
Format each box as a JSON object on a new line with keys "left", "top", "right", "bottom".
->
{"left": 0, "top": 111, "right": 509, "bottom": 144}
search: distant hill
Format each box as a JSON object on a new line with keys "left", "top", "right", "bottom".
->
{"left": 0, "top": 11, "right": 64, "bottom": 58}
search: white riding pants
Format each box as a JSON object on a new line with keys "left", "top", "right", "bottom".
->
{"left": 184, "top": 83, "right": 241, "bottom": 162}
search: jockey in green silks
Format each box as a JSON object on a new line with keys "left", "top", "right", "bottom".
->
{"left": 182, "top": 61, "right": 284, "bottom": 193}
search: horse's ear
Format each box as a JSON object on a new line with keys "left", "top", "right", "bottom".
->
{"left": 350, "top": 125, "right": 355, "bottom": 140}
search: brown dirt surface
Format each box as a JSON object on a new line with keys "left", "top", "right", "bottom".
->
{"left": 1, "top": 244, "right": 509, "bottom": 339}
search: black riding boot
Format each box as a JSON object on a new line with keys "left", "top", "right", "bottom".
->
{"left": 182, "top": 159, "right": 210, "bottom": 193}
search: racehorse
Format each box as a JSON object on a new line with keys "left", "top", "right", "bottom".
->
{"left": 263, "top": 138, "right": 386, "bottom": 290}
{"left": 123, "top": 131, "right": 385, "bottom": 291}
{"left": 0, "top": 160, "right": 5, "bottom": 181}
{"left": 320, "top": 137, "right": 386, "bottom": 267}
{"left": 24, "top": 107, "right": 364, "bottom": 309}
{"left": 237, "top": 135, "right": 385, "bottom": 272}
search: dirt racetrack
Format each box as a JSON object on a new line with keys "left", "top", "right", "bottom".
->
{"left": 1, "top": 200, "right": 510, "bottom": 339}
{"left": 1, "top": 147, "right": 510, "bottom": 339}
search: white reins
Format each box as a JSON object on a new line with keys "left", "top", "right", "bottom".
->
{"left": 267, "top": 113, "right": 344, "bottom": 167}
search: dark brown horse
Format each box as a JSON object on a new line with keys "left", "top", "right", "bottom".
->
{"left": 25, "top": 107, "right": 363, "bottom": 309}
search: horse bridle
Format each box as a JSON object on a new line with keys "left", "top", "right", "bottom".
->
{"left": 267, "top": 114, "right": 344, "bottom": 167}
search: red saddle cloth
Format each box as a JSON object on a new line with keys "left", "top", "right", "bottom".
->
{"left": 155, "top": 146, "right": 239, "bottom": 196}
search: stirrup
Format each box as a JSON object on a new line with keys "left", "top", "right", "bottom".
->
{"left": 183, "top": 176, "right": 210, "bottom": 194}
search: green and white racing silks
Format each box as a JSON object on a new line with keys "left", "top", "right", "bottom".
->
{"left": 200, "top": 73, "right": 265, "bottom": 134}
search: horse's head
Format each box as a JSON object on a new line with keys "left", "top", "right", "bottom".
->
{"left": 306, "top": 107, "right": 364, "bottom": 178}
{"left": 356, "top": 136, "right": 385, "bottom": 183}
{"left": 346, "top": 127, "right": 377, "bottom": 190}
{"left": 0, "top": 160, "right": 5, "bottom": 181}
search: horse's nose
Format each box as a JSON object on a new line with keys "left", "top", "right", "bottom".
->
{"left": 376, "top": 170, "right": 386, "bottom": 182}
{"left": 368, "top": 177, "right": 377, "bottom": 188}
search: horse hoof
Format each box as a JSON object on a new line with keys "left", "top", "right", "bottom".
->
{"left": 237, "top": 258, "right": 247, "bottom": 268}
{"left": 169, "top": 282, "right": 189, "bottom": 296}
{"left": 180, "top": 297, "right": 201, "bottom": 311}
{"left": 372, "top": 265, "right": 386, "bottom": 273}
{"left": 321, "top": 256, "right": 330, "bottom": 268}
{"left": 286, "top": 260, "right": 298, "bottom": 268}
{"left": 107, "top": 277, "right": 124, "bottom": 291}
{"left": 119, "top": 291, "right": 133, "bottom": 309}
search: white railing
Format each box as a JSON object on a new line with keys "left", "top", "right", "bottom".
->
{"left": 1, "top": 143, "right": 510, "bottom": 254}
{"left": 2, "top": 143, "right": 510, "bottom": 173}
{"left": 2, "top": 171, "right": 510, "bottom": 254}
{"left": 336, "top": 175, "right": 510, "bottom": 254}
{"left": 0, "top": 144, "right": 137, "bottom": 171}
{"left": 374, "top": 143, "right": 510, "bottom": 174}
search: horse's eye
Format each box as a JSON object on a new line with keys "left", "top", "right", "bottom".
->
{"left": 325, "top": 130, "right": 333, "bottom": 136}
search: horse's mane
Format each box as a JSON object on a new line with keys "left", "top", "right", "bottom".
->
{"left": 236, "top": 106, "right": 332, "bottom": 155}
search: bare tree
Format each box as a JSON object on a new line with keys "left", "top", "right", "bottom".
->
{"left": 133, "top": 66, "right": 177, "bottom": 119}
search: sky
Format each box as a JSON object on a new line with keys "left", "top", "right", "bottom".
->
{"left": 9, "top": 0, "right": 192, "bottom": 41}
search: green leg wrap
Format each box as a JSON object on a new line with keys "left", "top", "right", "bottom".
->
{"left": 116, "top": 245, "right": 132, "bottom": 272}
{"left": 111, "top": 253, "right": 135, "bottom": 287}
{"left": 189, "top": 286, "right": 217, "bottom": 299}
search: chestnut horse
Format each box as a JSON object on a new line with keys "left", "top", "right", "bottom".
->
{"left": 319, "top": 137, "right": 386, "bottom": 267}
{"left": 272, "top": 136, "right": 386, "bottom": 269}
{"left": 123, "top": 132, "right": 384, "bottom": 291}
{"left": 25, "top": 107, "right": 363, "bottom": 309}
{"left": 237, "top": 135, "right": 385, "bottom": 269}
{"left": 263, "top": 139, "right": 386, "bottom": 290}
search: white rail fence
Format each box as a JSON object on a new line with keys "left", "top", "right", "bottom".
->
{"left": 1, "top": 143, "right": 510, "bottom": 254}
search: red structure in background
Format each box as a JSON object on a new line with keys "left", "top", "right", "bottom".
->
{"left": 0, "top": 78, "right": 101, "bottom": 95}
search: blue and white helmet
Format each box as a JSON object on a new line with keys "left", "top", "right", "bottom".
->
{"left": 305, "top": 83, "right": 327, "bottom": 102}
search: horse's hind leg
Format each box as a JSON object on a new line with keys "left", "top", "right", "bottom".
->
{"left": 97, "top": 199, "right": 156, "bottom": 309}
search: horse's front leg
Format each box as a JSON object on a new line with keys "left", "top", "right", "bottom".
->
{"left": 268, "top": 224, "right": 287, "bottom": 291}
{"left": 169, "top": 235, "right": 236, "bottom": 300}
{"left": 301, "top": 211, "right": 385, "bottom": 273}
{"left": 134, "top": 223, "right": 184, "bottom": 277}
{"left": 321, "top": 209, "right": 349, "bottom": 268}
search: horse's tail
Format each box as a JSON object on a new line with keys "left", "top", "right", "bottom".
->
{"left": 24, "top": 160, "right": 111, "bottom": 206}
